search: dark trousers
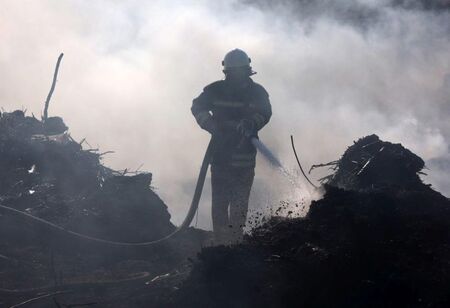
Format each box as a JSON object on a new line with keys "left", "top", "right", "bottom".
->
{"left": 211, "top": 165, "right": 255, "bottom": 243}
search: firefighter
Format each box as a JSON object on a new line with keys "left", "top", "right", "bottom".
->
{"left": 191, "top": 49, "right": 272, "bottom": 243}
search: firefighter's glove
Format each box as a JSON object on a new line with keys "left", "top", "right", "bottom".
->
{"left": 236, "top": 119, "right": 256, "bottom": 138}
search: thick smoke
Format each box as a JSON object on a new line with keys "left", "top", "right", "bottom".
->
{"left": 1, "top": 0, "right": 449, "bottom": 229}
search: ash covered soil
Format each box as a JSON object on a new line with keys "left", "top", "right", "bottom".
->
{"left": 0, "top": 111, "right": 449, "bottom": 307}
{"left": 169, "top": 135, "right": 450, "bottom": 308}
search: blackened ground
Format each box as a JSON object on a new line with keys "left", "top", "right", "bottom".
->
{"left": 171, "top": 185, "right": 450, "bottom": 308}
{"left": 167, "top": 135, "right": 450, "bottom": 308}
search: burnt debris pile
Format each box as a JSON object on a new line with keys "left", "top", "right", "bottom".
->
{"left": 318, "top": 134, "right": 426, "bottom": 191}
{"left": 0, "top": 110, "right": 175, "bottom": 243}
{"left": 172, "top": 135, "right": 450, "bottom": 308}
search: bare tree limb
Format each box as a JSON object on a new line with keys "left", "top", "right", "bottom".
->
{"left": 308, "top": 160, "right": 339, "bottom": 174}
{"left": 98, "top": 151, "right": 115, "bottom": 157}
{"left": 43, "top": 53, "right": 64, "bottom": 122}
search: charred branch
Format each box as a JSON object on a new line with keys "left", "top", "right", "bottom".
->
{"left": 43, "top": 53, "right": 64, "bottom": 122}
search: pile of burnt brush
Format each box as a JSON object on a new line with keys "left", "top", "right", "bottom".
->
{"left": 169, "top": 135, "right": 450, "bottom": 308}
{"left": 0, "top": 110, "right": 208, "bottom": 307}
{"left": 0, "top": 110, "right": 175, "bottom": 239}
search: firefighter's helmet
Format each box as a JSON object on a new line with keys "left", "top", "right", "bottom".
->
{"left": 222, "top": 49, "right": 251, "bottom": 70}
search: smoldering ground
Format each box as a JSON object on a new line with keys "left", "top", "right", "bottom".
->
{"left": 0, "top": 0, "right": 449, "bottom": 230}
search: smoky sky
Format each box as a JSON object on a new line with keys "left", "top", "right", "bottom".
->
{"left": 1, "top": 0, "right": 449, "bottom": 229}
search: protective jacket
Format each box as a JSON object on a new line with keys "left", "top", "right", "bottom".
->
{"left": 191, "top": 78, "right": 272, "bottom": 168}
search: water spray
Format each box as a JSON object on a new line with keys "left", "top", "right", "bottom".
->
{"left": 251, "top": 136, "right": 318, "bottom": 189}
